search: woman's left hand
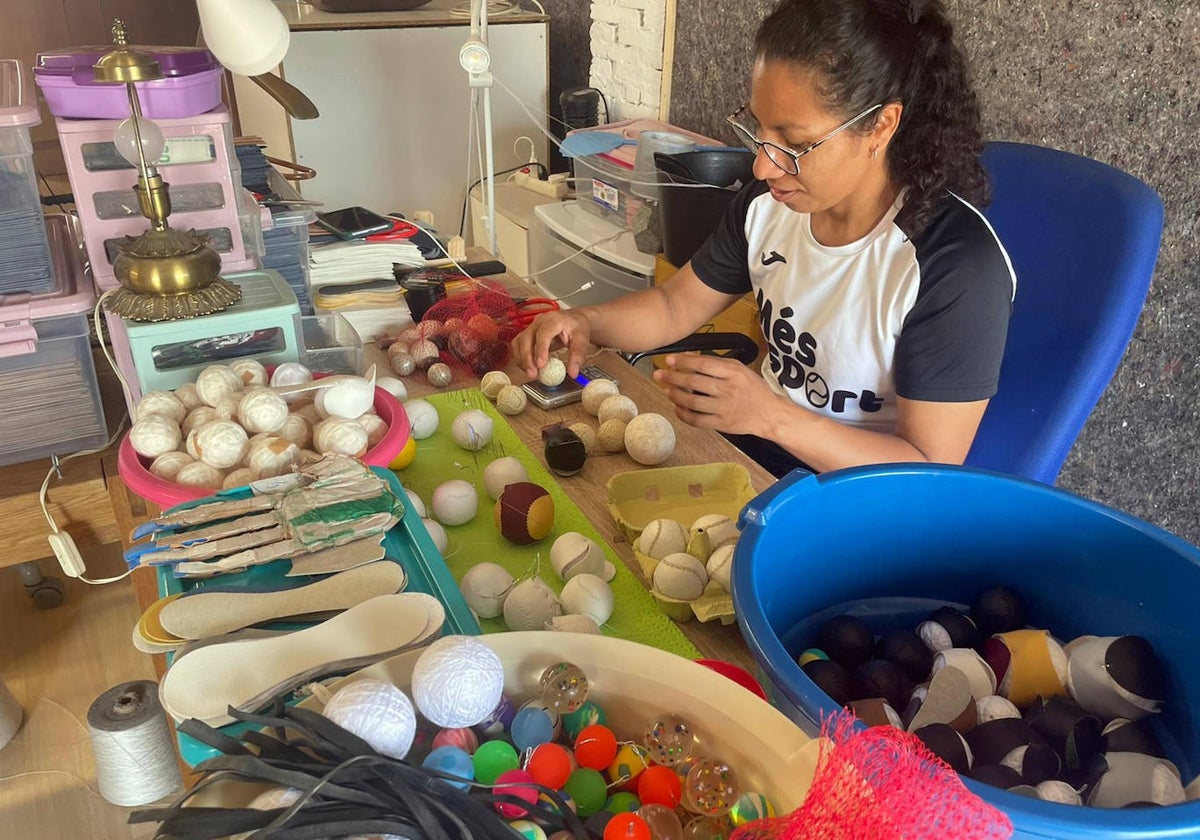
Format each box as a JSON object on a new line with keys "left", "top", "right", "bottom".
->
{"left": 651, "top": 353, "right": 779, "bottom": 436}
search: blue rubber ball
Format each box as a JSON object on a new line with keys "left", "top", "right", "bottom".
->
{"left": 423, "top": 745, "right": 475, "bottom": 791}
{"left": 511, "top": 706, "right": 556, "bottom": 752}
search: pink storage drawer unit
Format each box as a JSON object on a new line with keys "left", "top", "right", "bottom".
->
{"left": 34, "top": 45, "right": 223, "bottom": 120}
{"left": 55, "top": 105, "right": 261, "bottom": 290}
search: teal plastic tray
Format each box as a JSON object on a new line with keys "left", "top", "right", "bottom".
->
{"left": 153, "top": 466, "right": 479, "bottom": 766}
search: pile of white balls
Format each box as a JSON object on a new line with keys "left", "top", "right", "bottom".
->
{"left": 128, "top": 360, "right": 406, "bottom": 491}
{"left": 635, "top": 514, "right": 741, "bottom": 606}
{"left": 577, "top": 379, "right": 676, "bottom": 466}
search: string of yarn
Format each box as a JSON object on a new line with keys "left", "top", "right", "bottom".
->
{"left": 87, "top": 681, "right": 182, "bottom": 807}
{"left": 0, "top": 676, "right": 21, "bottom": 749}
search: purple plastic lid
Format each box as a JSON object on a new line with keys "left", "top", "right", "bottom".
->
{"left": 35, "top": 45, "right": 218, "bottom": 84}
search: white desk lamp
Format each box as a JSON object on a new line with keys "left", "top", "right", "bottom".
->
{"left": 460, "top": 0, "right": 498, "bottom": 257}
{"left": 195, "top": 0, "right": 291, "bottom": 76}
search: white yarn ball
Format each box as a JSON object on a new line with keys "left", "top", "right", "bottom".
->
{"left": 223, "top": 467, "right": 255, "bottom": 490}
{"left": 173, "top": 383, "right": 203, "bottom": 412}
{"left": 376, "top": 376, "right": 408, "bottom": 402}
{"left": 404, "top": 488, "right": 427, "bottom": 518}
{"left": 582, "top": 379, "right": 620, "bottom": 415}
{"left": 270, "top": 362, "right": 314, "bottom": 401}
{"left": 598, "top": 394, "right": 638, "bottom": 425}
{"left": 550, "top": 532, "right": 605, "bottom": 581}
{"left": 568, "top": 422, "right": 597, "bottom": 454}
{"left": 149, "top": 451, "right": 194, "bottom": 481}
{"left": 431, "top": 480, "right": 478, "bottom": 526}
{"left": 652, "top": 552, "right": 708, "bottom": 601}
{"left": 624, "top": 413, "right": 676, "bottom": 466}
{"left": 315, "top": 418, "right": 369, "bottom": 457}
{"left": 560, "top": 573, "right": 614, "bottom": 626}
{"left": 247, "top": 436, "right": 301, "bottom": 479}
{"left": 404, "top": 399, "right": 440, "bottom": 440}
{"left": 322, "top": 678, "right": 417, "bottom": 760}
{"left": 451, "top": 409, "right": 494, "bottom": 451}
{"left": 483, "top": 456, "right": 529, "bottom": 500}
{"left": 182, "top": 405, "right": 219, "bottom": 437}
{"left": 135, "top": 390, "right": 186, "bottom": 424}
{"left": 480, "top": 371, "right": 511, "bottom": 399}
{"left": 213, "top": 392, "right": 246, "bottom": 423}
{"left": 460, "top": 562, "right": 516, "bottom": 619}
{"left": 545, "top": 614, "right": 602, "bottom": 635}
{"left": 238, "top": 388, "right": 289, "bottom": 434}
{"left": 175, "top": 461, "right": 225, "bottom": 489}
{"left": 278, "top": 414, "right": 312, "bottom": 449}
{"left": 638, "top": 519, "right": 688, "bottom": 560}
{"left": 230, "top": 358, "right": 269, "bottom": 388}
{"left": 193, "top": 420, "right": 250, "bottom": 469}
{"left": 706, "top": 543, "right": 735, "bottom": 592}
{"left": 502, "top": 577, "right": 562, "bottom": 631}
{"left": 495, "top": 385, "right": 527, "bottom": 416}
{"left": 410, "top": 636, "right": 505, "bottom": 728}
{"left": 358, "top": 412, "right": 389, "bottom": 448}
{"left": 129, "top": 414, "right": 182, "bottom": 459}
{"left": 421, "top": 518, "right": 448, "bottom": 553}
{"left": 195, "top": 365, "right": 243, "bottom": 407}
{"left": 538, "top": 357, "right": 567, "bottom": 387}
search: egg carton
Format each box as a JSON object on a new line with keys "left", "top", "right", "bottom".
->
{"left": 633, "top": 543, "right": 736, "bottom": 625}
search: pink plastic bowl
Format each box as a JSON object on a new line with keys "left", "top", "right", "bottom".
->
{"left": 119, "top": 385, "right": 410, "bottom": 509}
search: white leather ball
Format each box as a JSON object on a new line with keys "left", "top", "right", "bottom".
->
{"left": 560, "top": 573, "right": 614, "bottom": 626}
{"left": 503, "top": 577, "right": 562, "bottom": 631}
{"left": 550, "top": 532, "right": 605, "bottom": 581}
{"left": 652, "top": 552, "right": 708, "bottom": 601}
{"left": 483, "top": 456, "right": 529, "bottom": 500}
{"left": 706, "top": 543, "right": 735, "bottom": 592}
{"left": 404, "top": 399, "right": 440, "bottom": 439}
{"left": 451, "top": 409, "right": 494, "bottom": 451}
{"left": 460, "top": 562, "right": 516, "bottom": 619}
{"left": 421, "top": 518, "right": 448, "bottom": 553}
{"left": 431, "top": 479, "right": 478, "bottom": 526}
{"left": 638, "top": 519, "right": 688, "bottom": 560}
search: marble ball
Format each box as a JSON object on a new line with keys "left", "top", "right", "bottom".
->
{"left": 539, "top": 358, "right": 567, "bottom": 387}
{"left": 173, "top": 383, "right": 203, "bottom": 412}
{"left": 597, "top": 419, "right": 627, "bottom": 453}
{"left": 451, "top": 409, "right": 494, "bottom": 451}
{"left": 193, "top": 420, "right": 250, "bottom": 469}
{"left": 404, "top": 399, "right": 440, "bottom": 439}
{"left": 237, "top": 388, "right": 289, "bottom": 434}
{"left": 624, "top": 413, "right": 676, "bottom": 466}
{"left": 428, "top": 362, "right": 454, "bottom": 388}
{"left": 581, "top": 379, "right": 620, "bottom": 415}
{"left": 149, "top": 450, "right": 194, "bottom": 482}
{"left": 247, "top": 436, "right": 302, "bottom": 479}
{"left": 129, "top": 414, "right": 182, "bottom": 459}
{"left": 597, "top": 394, "right": 638, "bottom": 425}
{"left": 432, "top": 479, "right": 479, "bottom": 526}
{"left": 175, "top": 460, "right": 225, "bottom": 489}
{"left": 496, "top": 385, "right": 528, "bottom": 416}
{"left": 568, "top": 422, "right": 597, "bottom": 455}
{"left": 314, "top": 418, "right": 369, "bottom": 457}
{"left": 481, "top": 371, "right": 512, "bottom": 399}
{"left": 135, "top": 390, "right": 186, "bottom": 424}
{"left": 230, "top": 358, "right": 269, "bottom": 388}
{"left": 195, "top": 364, "right": 243, "bottom": 407}
{"left": 483, "top": 456, "right": 529, "bottom": 500}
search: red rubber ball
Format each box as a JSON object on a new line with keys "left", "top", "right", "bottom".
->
{"left": 574, "top": 723, "right": 618, "bottom": 770}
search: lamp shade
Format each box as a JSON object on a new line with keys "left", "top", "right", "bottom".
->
{"left": 196, "top": 0, "right": 290, "bottom": 76}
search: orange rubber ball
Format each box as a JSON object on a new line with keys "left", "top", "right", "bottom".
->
{"left": 637, "top": 765, "right": 682, "bottom": 809}
{"left": 573, "top": 724, "right": 618, "bottom": 770}
{"left": 527, "top": 742, "right": 573, "bottom": 790}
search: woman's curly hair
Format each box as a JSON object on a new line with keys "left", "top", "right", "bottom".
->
{"left": 754, "top": 0, "right": 987, "bottom": 235}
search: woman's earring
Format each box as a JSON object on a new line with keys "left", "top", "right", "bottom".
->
{"left": 869, "top": 146, "right": 880, "bottom": 159}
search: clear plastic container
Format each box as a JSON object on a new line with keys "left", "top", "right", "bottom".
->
{"left": 0, "top": 59, "right": 55, "bottom": 295}
{"left": 299, "top": 312, "right": 362, "bottom": 374}
{"left": 572, "top": 153, "right": 646, "bottom": 228}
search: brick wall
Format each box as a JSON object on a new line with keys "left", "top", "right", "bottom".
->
{"left": 589, "top": 0, "right": 667, "bottom": 120}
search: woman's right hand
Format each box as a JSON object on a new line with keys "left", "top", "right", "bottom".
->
{"left": 511, "top": 309, "right": 594, "bottom": 379}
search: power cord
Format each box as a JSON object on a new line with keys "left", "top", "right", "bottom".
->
{"left": 458, "top": 161, "right": 549, "bottom": 237}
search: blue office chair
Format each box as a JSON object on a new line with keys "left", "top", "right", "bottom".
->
{"left": 964, "top": 141, "right": 1165, "bottom": 484}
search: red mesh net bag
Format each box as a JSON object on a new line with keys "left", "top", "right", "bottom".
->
{"left": 733, "top": 712, "right": 1013, "bottom": 840}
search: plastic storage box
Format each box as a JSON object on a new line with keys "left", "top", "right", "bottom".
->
{"left": 0, "top": 214, "right": 108, "bottom": 466}
{"left": 55, "top": 105, "right": 261, "bottom": 289}
{"left": 732, "top": 464, "right": 1200, "bottom": 840}
{"left": 0, "top": 59, "right": 55, "bottom": 295}
{"left": 34, "top": 45, "right": 222, "bottom": 120}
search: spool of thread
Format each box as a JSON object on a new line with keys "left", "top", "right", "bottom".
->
{"left": 0, "top": 676, "right": 22, "bottom": 749}
{"left": 87, "top": 681, "right": 182, "bottom": 806}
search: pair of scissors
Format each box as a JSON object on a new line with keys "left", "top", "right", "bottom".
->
{"left": 512, "top": 296, "right": 560, "bottom": 327}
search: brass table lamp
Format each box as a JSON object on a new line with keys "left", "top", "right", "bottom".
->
{"left": 95, "top": 19, "right": 241, "bottom": 322}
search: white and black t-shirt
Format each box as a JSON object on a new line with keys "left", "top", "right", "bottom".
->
{"left": 691, "top": 181, "right": 1016, "bottom": 433}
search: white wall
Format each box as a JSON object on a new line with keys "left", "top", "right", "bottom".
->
{"left": 589, "top": 0, "right": 668, "bottom": 120}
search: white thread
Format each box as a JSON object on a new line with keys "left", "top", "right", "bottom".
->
{"left": 87, "top": 681, "right": 182, "bottom": 807}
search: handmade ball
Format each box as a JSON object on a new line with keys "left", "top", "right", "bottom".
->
{"left": 976, "top": 694, "right": 1023, "bottom": 724}
{"left": 228, "top": 358, "right": 267, "bottom": 388}
{"left": 624, "top": 413, "right": 675, "bottom": 465}
{"left": 404, "top": 399, "right": 440, "bottom": 439}
{"left": 193, "top": 420, "right": 249, "bottom": 469}
{"left": 652, "top": 553, "right": 708, "bottom": 601}
{"left": 175, "top": 461, "right": 224, "bottom": 489}
{"left": 358, "top": 412, "right": 389, "bottom": 448}
{"left": 405, "top": 488, "right": 427, "bottom": 517}
{"left": 546, "top": 614, "right": 601, "bottom": 634}
{"left": 269, "top": 362, "right": 313, "bottom": 396}
{"left": 195, "top": 365, "right": 242, "bottom": 407}
{"left": 321, "top": 678, "right": 416, "bottom": 760}
{"left": 480, "top": 370, "right": 511, "bottom": 399}
{"left": 874, "top": 629, "right": 935, "bottom": 684}
{"left": 582, "top": 379, "right": 620, "bottom": 415}
{"left": 410, "top": 339, "right": 440, "bottom": 370}
{"left": 376, "top": 376, "right": 408, "bottom": 402}
{"left": 688, "top": 514, "right": 738, "bottom": 559}
{"left": 683, "top": 758, "right": 740, "bottom": 817}
{"left": 496, "top": 384, "right": 528, "bottom": 415}
{"left": 173, "top": 383, "right": 203, "bottom": 412}
{"left": 971, "top": 585, "right": 1027, "bottom": 639}
{"left": 705, "top": 544, "right": 734, "bottom": 592}
{"left": 135, "top": 390, "right": 186, "bottom": 424}
{"left": 421, "top": 518, "right": 449, "bottom": 553}
{"left": 567, "top": 422, "right": 597, "bottom": 455}
{"left": 410, "top": 635, "right": 505, "bottom": 728}
{"left": 432, "top": 479, "right": 479, "bottom": 526}
{"left": 182, "top": 405, "right": 218, "bottom": 436}
{"left": 638, "top": 519, "right": 688, "bottom": 560}
{"left": 539, "top": 357, "right": 567, "bottom": 387}
{"left": 483, "top": 456, "right": 529, "bottom": 499}
{"left": 502, "top": 577, "right": 562, "bottom": 631}
{"left": 802, "top": 660, "right": 853, "bottom": 706}
{"left": 560, "top": 574, "right": 614, "bottom": 626}
{"left": 247, "top": 436, "right": 301, "bottom": 479}
{"left": 598, "top": 419, "right": 628, "bottom": 452}
{"left": 277, "top": 414, "right": 312, "bottom": 449}
{"left": 222, "top": 467, "right": 254, "bottom": 490}
{"left": 460, "top": 562, "right": 515, "bottom": 619}
{"left": 544, "top": 425, "right": 588, "bottom": 476}
{"left": 494, "top": 482, "right": 555, "bottom": 545}
{"left": 550, "top": 532, "right": 609, "bottom": 581}
{"left": 598, "top": 394, "right": 639, "bottom": 425}
{"left": 237, "top": 388, "right": 289, "bottom": 434}
{"left": 149, "top": 451, "right": 193, "bottom": 481}
{"left": 816, "top": 615, "right": 875, "bottom": 670}
{"left": 427, "top": 362, "right": 453, "bottom": 388}
{"left": 389, "top": 351, "right": 417, "bottom": 377}
{"left": 642, "top": 713, "right": 695, "bottom": 767}
{"left": 539, "top": 662, "right": 590, "bottom": 713}
{"left": 213, "top": 391, "right": 246, "bottom": 423}
{"left": 314, "top": 418, "right": 368, "bottom": 457}
{"left": 451, "top": 409, "right": 494, "bottom": 451}
{"left": 130, "top": 414, "right": 182, "bottom": 459}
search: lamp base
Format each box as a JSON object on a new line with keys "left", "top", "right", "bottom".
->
{"left": 103, "top": 277, "right": 242, "bottom": 322}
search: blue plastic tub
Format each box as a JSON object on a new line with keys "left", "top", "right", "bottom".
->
{"left": 732, "top": 464, "right": 1200, "bottom": 840}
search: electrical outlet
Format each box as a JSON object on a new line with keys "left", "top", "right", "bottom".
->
{"left": 514, "top": 171, "right": 567, "bottom": 199}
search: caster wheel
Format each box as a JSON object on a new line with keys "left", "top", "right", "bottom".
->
{"left": 26, "top": 576, "right": 66, "bottom": 609}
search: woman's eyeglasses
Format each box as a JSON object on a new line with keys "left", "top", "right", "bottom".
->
{"left": 726, "top": 103, "right": 883, "bottom": 175}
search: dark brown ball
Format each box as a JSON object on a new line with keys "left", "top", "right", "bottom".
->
{"left": 971, "top": 585, "right": 1026, "bottom": 638}
{"left": 543, "top": 425, "right": 587, "bottom": 476}
{"left": 802, "top": 659, "right": 853, "bottom": 707}
{"left": 875, "top": 628, "right": 934, "bottom": 683}
{"left": 816, "top": 615, "right": 874, "bottom": 670}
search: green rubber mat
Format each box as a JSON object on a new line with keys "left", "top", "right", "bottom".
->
{"left": 395, "top": 388, "right": 700, "bottom": 659}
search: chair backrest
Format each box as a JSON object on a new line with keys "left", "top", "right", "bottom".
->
{"left": 965, "top": 141, "right": 1164, "bottom": 484}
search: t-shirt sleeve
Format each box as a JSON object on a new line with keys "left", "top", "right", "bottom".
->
{"left": 687, "top": 180, "right": 768, "bottom": 295}
{"left": 894, "top": 199, "right": 1016, "bottom": 402}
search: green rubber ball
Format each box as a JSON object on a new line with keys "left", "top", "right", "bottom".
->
{"left": 564, "top": 767, "right": 608, "bottom": 817}
{"left": 563, "top": 700, "right": 607, "bottom": 741}
{"left": 605, "top": 791, "right": 642, "bottom": 812}
{"left": 473, "top": 739, "right": 519, "bottom": 785}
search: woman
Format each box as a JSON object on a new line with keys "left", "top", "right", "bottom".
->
{"left": 512, "top": 0, "right": 1015, "bottom": 477}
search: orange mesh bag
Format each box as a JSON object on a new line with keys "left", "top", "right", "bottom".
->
{"left": 733, "top": 712, "right": 1013, "bottom": 840}
{"left": 407, "top": 278, "right": 525, "bottom": 376}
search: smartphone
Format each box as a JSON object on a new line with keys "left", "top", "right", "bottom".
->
{"left": 523, "top": 365, "right": 617, "bottom": 409}
{"left": 315, "top": 206, "right": 393, "bottom": 239}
